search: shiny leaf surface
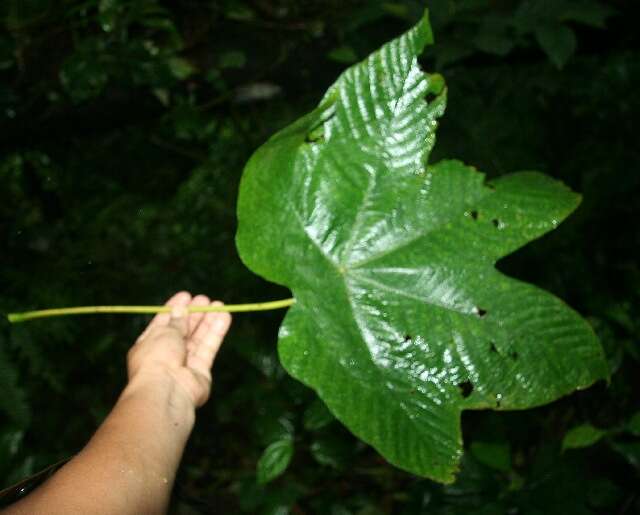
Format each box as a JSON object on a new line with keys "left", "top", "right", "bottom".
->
{"left": 236, "top": 12, "right": 608, "bottom": 482}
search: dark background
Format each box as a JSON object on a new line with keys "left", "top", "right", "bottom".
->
{"left": 1, "top": 0, "right": 639, "bottom": 513}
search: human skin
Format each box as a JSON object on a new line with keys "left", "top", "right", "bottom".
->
{"left": 3, "top": 291, "right": 231, "bottom": 515}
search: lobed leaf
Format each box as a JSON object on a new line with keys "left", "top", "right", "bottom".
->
{"left": 236, "top": 11, "right": 608, "bottom": 482}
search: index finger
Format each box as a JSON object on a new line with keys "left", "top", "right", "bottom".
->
{"left": 187, "top": 302, "right": 232, "bottom": 377}
{"left": 139, "top": 291, "right": 192, "bottom": 339}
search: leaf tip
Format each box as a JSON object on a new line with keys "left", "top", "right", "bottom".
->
{"left": 418, "top": 9, "right": 435, "bottom": 47}
{"left": 440, "top": 460, "right": 462, "bottom": 484}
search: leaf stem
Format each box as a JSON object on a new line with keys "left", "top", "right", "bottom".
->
{"left": 7, "top": 298, "right": 296, "bottom": 324}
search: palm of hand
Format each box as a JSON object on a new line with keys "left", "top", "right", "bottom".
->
{"left": 127, "top": 292, "right": 232, "bottom": 407}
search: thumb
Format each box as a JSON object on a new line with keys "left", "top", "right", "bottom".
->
{"left": 167, "top": 305, "right": 188, "bottom": 336}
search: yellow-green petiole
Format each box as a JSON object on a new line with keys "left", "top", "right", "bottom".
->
{"left": 7, "top": 298, "right": 296, "bottom": 324}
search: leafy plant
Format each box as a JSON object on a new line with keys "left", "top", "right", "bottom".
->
{"left": 5, "top": 8, "right": 610, "bottom": 487}
{"left": 235, "top": 12, "right": 607, "bottom": 482}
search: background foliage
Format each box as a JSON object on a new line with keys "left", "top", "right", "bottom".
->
{"left": 0, "top": 0, "right": 638, "bottom": 513}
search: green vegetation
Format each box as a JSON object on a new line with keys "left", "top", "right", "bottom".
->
{"left": 1, "top": 0, "right": 639, "bottom": 513}
{"left": 237, "top": 13, "right": 606, "bottom": 483}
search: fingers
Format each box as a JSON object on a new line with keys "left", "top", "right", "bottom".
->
{"left": 129, "top": 293, "right": 231, "bottom": 408}
{"left": 187, "top": 294, "right": 211, "bottom": 336}
{"left": 128, "top": 293, "right": 192, "bottom": 379}
{"left": 187, "top": 301, "right": 232, "bottom": 378}
{"left": 167, "top": 304, "right": 189, "bottom": 337}
{"left": 190, "top": 300, "right": 224, "bottom": 349}
{"left": 140, "top": 291, "right": 192, "bottom": 339}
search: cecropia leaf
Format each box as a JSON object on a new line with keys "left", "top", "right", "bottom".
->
{"left": 236, "top": 11, "right": 608, "bottom": 482}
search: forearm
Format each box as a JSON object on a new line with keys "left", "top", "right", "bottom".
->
{"left": 5, "top": 371, "right": 194, "bottom": 515}
{"left": 3, "top": 292, "right": 230, "bottom": 515}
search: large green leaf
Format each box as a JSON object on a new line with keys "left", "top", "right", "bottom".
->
{"left": 236, "top": 11, "right": 607, "bottom": 482}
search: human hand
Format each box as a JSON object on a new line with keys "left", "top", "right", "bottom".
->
{"left": 127, "top": 291, "right": 232, "bottom": 408}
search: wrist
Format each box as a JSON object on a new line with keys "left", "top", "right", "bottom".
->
{"left": 123, "top": 367, "right": 196, "bottom": 430}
